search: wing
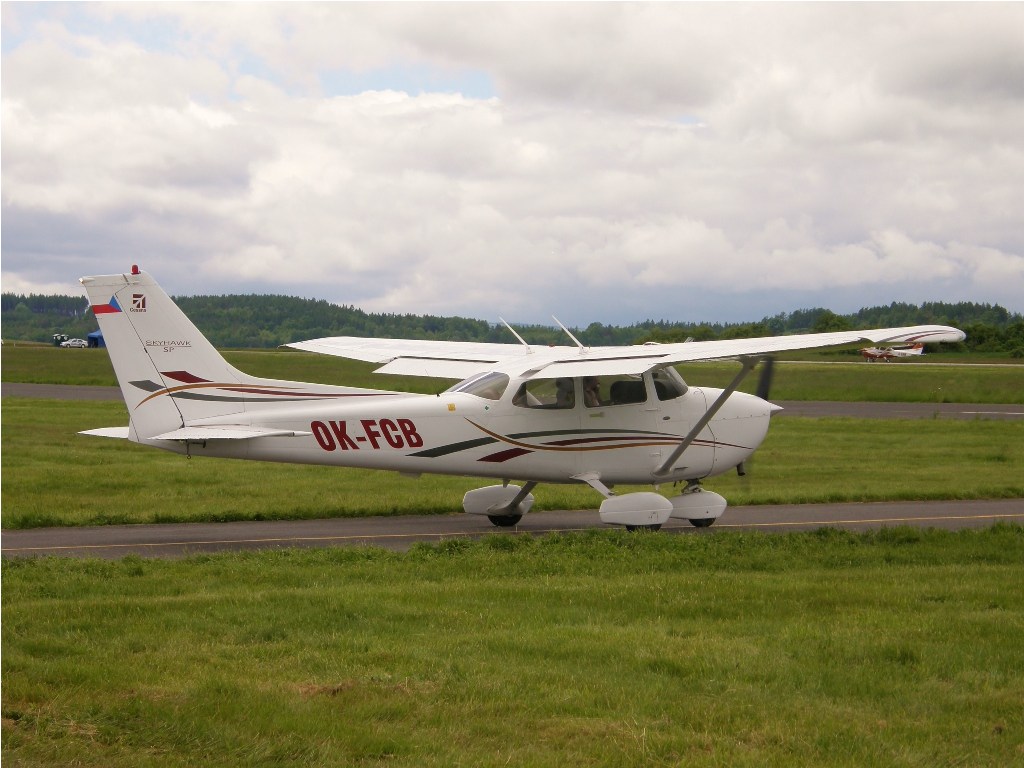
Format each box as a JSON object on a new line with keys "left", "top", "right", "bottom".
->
{"left": 288, "top": 325, "right": 965, "bottom": 380}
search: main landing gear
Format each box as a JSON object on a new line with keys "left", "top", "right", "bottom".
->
{"left": 464, "top": 479, "right": 728, "bottom": 530}
{"left": 624, "top": 523, "right": 662, "bottom": 532}
{"left": 671, "top": 481, "right": 728, "bottom": 528}
{"left": 463, "top": 483, "right": 536, "bottom": 528}
{"left": 487, "top": 514, "right": 523, "bottom": 527}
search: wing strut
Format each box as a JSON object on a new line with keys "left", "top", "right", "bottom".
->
{"left": 499, "top": 317, "right": 532, "bottom": 350}
{"left": 505, "top": 481, "right": 538, "bottom": 511}
{"left": 653, "top": 357, "right": 763, "bottom": 478}
{"left": 552, "top": 315, "right": 586, "bottom": 350}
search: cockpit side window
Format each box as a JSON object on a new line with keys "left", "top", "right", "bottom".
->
{"left": 445, "top": 371, "right": 510, "bottom": 401}
{"left": 582, "top": 375, "right": 646, "bottom": 407}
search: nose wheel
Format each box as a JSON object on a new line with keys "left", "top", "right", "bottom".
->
{"left": 487, "top": 514, "right": 523, "bottom": 527}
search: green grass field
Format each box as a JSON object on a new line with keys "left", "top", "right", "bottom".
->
{"left": 3, "top": 527, "right": 1023, "bottom": 767}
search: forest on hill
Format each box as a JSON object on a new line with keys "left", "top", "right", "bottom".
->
{"left": 3, "top": 291, "right": 1022, "bottom": 356}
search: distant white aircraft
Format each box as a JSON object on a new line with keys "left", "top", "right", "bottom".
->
{"left": 80, "top": 267, "right": 966, "bottom": 530}
{"left": 860, "top": 343, "right": 926, "bottom": 362}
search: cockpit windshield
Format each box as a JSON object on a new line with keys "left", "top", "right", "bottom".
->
{"left": 653, "top": 367, "right": 688, "bottom": 400}
{"left": 444, "top": 371, "right": 510, "bottom": 401}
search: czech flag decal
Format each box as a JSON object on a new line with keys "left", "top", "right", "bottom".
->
{"left": 92, "top": 296, "right": 123, "bottom": 315}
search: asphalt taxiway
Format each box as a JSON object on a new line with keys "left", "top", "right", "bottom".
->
{"left": 3, "top": 499, "right": 1022, "bottom": 559}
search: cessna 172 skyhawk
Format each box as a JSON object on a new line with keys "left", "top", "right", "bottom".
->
{"left": 80, "top": 267, "right": 966, "bottom": 530}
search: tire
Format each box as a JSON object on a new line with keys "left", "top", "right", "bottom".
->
{"left": 488, "top": 514, "right": 522, "bottom": 527}
{"left": 689, "top": 518, "right": 715, "bottom": 528}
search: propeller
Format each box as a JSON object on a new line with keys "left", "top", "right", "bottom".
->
{"left": 738, "top": 356, "right": 776, "bottom": 479}
{"left": 755, "top": 356, "right": 775, "bottom": 401}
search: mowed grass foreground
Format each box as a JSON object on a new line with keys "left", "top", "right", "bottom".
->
{"left": 2, "top": 398, "right": 1023, "bottom": 528}
{"left": 3, "top": 527, "right": 1023, "bottom": 767}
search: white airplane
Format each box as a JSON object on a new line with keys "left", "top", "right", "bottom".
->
{"left": 860, "top": 343, "right": 926, "bottom": 362}
{"left": 80, "top": 267, "right": 966, "bottom": 530}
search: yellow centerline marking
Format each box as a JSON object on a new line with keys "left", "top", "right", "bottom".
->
{"left": 3, "top": 513, "right": 1022, "bottom": 554}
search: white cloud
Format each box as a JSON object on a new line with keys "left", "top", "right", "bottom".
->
{"left": 2, "top": 3, "right": 1022, "bottom": 325}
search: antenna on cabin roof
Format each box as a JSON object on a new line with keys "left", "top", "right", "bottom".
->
{"left": 499, "top": 317, "right": 531, "bottom": 351}
{"left": 552, "top": 315, "right": 586, "bottom": 351}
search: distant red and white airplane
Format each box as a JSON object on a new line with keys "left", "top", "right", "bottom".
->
{"left": 860, "top": 343, "right": 925, "bottom": 362}
{"left": 79, "top": 266, "right": 966, "bottom": 530}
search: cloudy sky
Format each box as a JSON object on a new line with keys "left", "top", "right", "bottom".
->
{"left": 3, "top": 3, "right": 1023, "bottom": 326}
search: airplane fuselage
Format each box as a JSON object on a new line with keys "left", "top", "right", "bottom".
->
{"left": 147, "top": 380, "right": 773, "bottom": 487}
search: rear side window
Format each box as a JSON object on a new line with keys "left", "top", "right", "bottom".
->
{"left": 513, "top": 378, "right": 576, "bottom": 409}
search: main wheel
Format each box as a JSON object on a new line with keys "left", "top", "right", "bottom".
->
{"left": 689, "top": 518, "right": 715, "bottom": 528}
{"left": 488, "top": 514, "right": 523, "bottom": 527}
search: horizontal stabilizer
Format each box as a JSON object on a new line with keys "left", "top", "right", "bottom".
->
{"left": 79, "top": 426, "right": 131, "bottom": 439}
{"left": 151, "top": 425, "right": 313, "bottom": 441}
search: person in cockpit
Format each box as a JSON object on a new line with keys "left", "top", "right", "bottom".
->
{"left": 555, "top": 378, "right": 575, "bottom": 408}
{"left": 583, "top": 376, "right": 601, "bottom": 407}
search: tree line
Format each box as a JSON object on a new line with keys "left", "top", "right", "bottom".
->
{"left": 3, "top": 292, "right": 1022, "bottom": 356}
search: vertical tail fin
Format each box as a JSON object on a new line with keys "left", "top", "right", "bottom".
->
{"left": 82, "top": 266, "right": 398, "bottom": 442}
{"left": 81, "top": 267, "right": 251, "bottom": 439}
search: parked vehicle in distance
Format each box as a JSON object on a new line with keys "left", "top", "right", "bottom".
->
{"left": 60, "top": 338, "right": 88, "bottom": 348}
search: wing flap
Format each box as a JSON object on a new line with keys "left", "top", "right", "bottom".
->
{"left": 373, "top": 357, "right": 496, "bottom": 379}
{"left": 287, "top": 336, "right": 559, "bottom": 379}
{"left": 288, "top": 337, "right": 538, "bottom": 363}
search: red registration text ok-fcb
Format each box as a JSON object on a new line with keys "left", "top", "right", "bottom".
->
{"left": 311, "top": 419, "right": 424, "bottom": 451}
